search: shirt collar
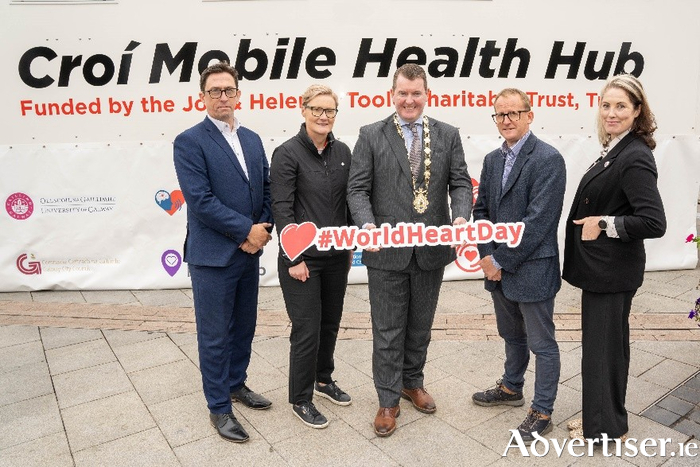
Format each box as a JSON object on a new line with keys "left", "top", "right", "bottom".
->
{"left": 500, "top": 130, "right": 531, "bottom": 157}
{"left": 397, "top": 114, "right": 424, "bottom": 127}
{"left": 606, "top": 129, "right": 630, "bottom": 152}
{"left": 207, "top": 114, "right": 240, "bottom": 133}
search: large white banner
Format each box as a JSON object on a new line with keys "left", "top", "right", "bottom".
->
{"left": 1, "top": 0, "right": 698, "bottom": 290}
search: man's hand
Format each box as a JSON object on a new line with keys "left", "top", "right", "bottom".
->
{"left": 239, "top": 240, "right": 259, "bottom": 255}
{"left": 247, "top": 222, "right": 272, "bottom": 249}
{"left": 477, "top": 255, "right": 502, "bottom": 281}
{"left": 452, "top": 217, "right": 468, "bottom": 248}
{"left": 363, "top": 223, "right": 381, "bottom": 252}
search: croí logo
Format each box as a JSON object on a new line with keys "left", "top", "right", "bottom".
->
{"left": 155, "top": 189, "right": 185, "bottom": 216}
{"left": 6, "top": 192, "right": 34, "bottom": 220}
{"left": 454, "top": 243, "right": 481, "bottom": 273}
{"left": 16, "top": 253, "right": 42, "bottom": 275}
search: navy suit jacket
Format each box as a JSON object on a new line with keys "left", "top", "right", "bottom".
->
{"left": 473, "top": 133, "right": 566, "bottom": 303}
{"left": 173, "top": 117, "right": 272, "bottom": 267}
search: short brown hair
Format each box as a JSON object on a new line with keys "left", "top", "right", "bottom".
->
{"left": 493, "top": 88, "right": 531, "bottom": 111}
{"left": 392, "top": 63, "right": 428, "bottom": 91}
{"left": 199, "top": 61, "right": 239, "bottom": 92}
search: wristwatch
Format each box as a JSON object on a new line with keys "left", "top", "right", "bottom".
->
{"left": 598, "top": 217, "right": 608, "bottom": 230}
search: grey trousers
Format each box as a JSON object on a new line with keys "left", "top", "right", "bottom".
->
{"left": 367, "top": 255, "right": 444, "bottom": 407}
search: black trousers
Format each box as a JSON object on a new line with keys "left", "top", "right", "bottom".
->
{"left": 581, "top": 289, "right": 636, "bottom": 439}
{"left": 278, "top": 252, "right": 350, "bottom": 404}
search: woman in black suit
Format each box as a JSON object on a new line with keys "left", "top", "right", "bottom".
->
{"left": 563, "top": 74, "right": 666, "bottom": 441}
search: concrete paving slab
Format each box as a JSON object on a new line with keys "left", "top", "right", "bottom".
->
{"left": 129, "top": 359, "right": 201, "bottom": 405}
{"left": 0, "top": 360, "right": 53, "bottom": 407}
{"left": 167, "top": 330, "right": 197, "bottom": 347}
{"left": 173, "top": 432, "right": 285, "bottom": 467}
{"left": 0, "top": 431, "right": 73, "bottom": 467}
{"left": 375, "top": 414, "right": 502, "bottom": 467}
{"left": 149, "top": 392, "right": 211, "bottom": 448}
{"left": 178, "top": 341, "right": 200, "bottom": 368}
{"left": 251, "top": 335, "right": 291, "bottom": 369}
{"left": 632, "top": 341, "right": 700, "bottom": 367}
{"left": 44, "top": 338, "right": 115, "bottom": 376}
{"left": 72, "top": 427, "right": 180, "bottom": 467}
{"left": 110, "top": 335, "right": 185, "bottom": 373}
{"left": 630, "top": 348, "right": 666, "bottom": 378}
{"left": 244, "top": 350, "right": 287, "bottom": 396}
{"left": 60, "top": 391, "right": 155, "bottom": 452}
{"left": 639, "top": 359, "right": 699, "bottom": 390}
{"left": 0, "top": 324, "right": 39, "bottom": 348}
{"left": 333, "top": 339, "right": 373, "bottom": 368}
{"left": 31, "top": 290, "right": 86, "bottom": 303}
{"left": 0, "top": 394, "right": 63, "bottom": 450}
{"left": 626, "top": 375, "right": 672, "bottom": 414}
{"left": 132, "top": 289, "right": 193, "bottom": 308}
{"left": 40, "top": 326, "right": 102, "bottom": 350}
{"left": 274, "top": 419, "right": 399, "bottom": 467}
{"left": 430, "top": 374, "right": 504, "bottom": 432}
{"left": 80, "top": 290, "right": 139, "bottom": 305}
{"left": 0, "top": 340, "right": 45, "bottom": 375}
{"left": 0, "top": 292, "right": 32, "bottom": 303}
{"left": 52, "top": 361, "right": 132, "bottom": 409}
{"left": 102, "top": 328, "right": 165, "bottom": 347}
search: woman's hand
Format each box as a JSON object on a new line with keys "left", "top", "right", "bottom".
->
{"left": 573, "top": 216, "right": 604, "bottom": 241}
{"left": 289, "top": 261, "right": 310, "bottom": 282}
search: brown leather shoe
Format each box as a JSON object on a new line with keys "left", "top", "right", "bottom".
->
{"left": 401, "top": 387, "right": 436, "bottom": 414}
{"left": 374, "top": 406, "right": 400, "bottom": 437}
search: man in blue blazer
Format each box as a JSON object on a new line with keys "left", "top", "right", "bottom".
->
{"left": 471, "top": 88, "right": 566, "bottom": 443}
{"left": 173, "top": 62, "right": 273, "bottom": 443}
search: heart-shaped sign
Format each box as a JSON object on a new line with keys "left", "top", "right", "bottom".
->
{"left": 279, "top": 222, "right": 318, "bottom": 262}
{"left": 155, "top": 190, "right": 186, "bottom": 216}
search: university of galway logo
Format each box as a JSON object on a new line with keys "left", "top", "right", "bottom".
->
{"left": 6, "top": 192, "right": 34, "bottom": 220}
{"left": 17, "top": 253, "right": 42, "bottom": 275}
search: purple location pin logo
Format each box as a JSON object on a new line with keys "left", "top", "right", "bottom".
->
{"left": 161, "top": 250, "right": 182, "bottom": 277}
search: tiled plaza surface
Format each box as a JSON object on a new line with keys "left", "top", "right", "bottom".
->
{"left": 1, "top": 204, "right": 699, "bottom": 466}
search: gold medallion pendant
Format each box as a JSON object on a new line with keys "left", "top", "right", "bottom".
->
{"left": 413, "top": 188, "right": 429, "bottom": 213}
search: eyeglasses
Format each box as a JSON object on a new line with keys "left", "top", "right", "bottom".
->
{"left": 491, "top": 110, "right": 529, "bottom": 123}
{"left": 305, "top": 106, "right": 338, "bottom": 118}
{"left": 205, "top": 87, "right": 239, "bottom": 99}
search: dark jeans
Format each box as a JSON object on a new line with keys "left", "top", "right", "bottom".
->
{"left": 492, "top": 286, "right": 560, "bottom": 416}
{"left": 581, "top": 289, "right": 635, "bottom": 439}
{"left": 278, "top": 252, "right": 350, "bottom": 404}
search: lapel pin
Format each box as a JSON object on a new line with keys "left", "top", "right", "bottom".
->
{"left": 604, "top": 161, "right": 610, "bottom": 168}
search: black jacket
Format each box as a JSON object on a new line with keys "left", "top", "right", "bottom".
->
{"left": 270, "top": 124, "right": 352, "bottom": 266}
{"left": 563, "top": 133, "right": 666, "bottom": 293}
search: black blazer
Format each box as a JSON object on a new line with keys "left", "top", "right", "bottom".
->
{"left": 562, "top": 133, "right": 666, "bottom": 293}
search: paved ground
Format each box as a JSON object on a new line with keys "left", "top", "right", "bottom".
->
{"left": 2, "top": 201, "right": 700, "bottom": 467}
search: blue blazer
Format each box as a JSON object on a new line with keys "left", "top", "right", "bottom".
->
{"left": 173, "top": 117, "right": 272, "bottom": 267}
{"left": 473, "top": 133, "right": 566, "bottom": 303}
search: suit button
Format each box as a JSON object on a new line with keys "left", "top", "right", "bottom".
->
{"left": 584, "top": 198, "right": 589, "bottom": 204}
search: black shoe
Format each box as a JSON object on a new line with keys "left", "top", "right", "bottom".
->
{"left": 231, "top": 384, "right": 272, "bottom": 410}
{"left": 472, "top": 380, "right": 525, "bottom": 407}
{"left": 292, "top": 401, "right": 329, "bottom": 429}
{"left": 314, "top": 381, "right": 352, "bottom": 406}
{"left": 518, "top": 409, "right": 553, "bottom": 444}
{"left": 209, "top": 412, "right": 249, "bottom": 443}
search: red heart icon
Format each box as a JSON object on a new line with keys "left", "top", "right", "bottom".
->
{"left": 464, "top": 249, "right": 478, "bottom": 262}
{"left": 279, "top": 222, "right": 318, "bottom": 261}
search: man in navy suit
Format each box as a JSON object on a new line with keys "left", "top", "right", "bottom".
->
{"left": 471, "top": 88, "right": 566, "bottom": 443}
{"left": 174, "top": 62, "right": 273, "bottom": 443}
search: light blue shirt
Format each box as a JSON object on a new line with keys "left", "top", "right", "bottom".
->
{"left": 397, "top": 114, "right": 424, "bottom": 153}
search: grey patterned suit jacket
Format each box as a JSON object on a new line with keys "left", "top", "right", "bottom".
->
{"left": 473, "top": 133, "right": 566, "bottom": 303}
{"left": 347, "top": 114, "right": 472, "bottom": 271}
